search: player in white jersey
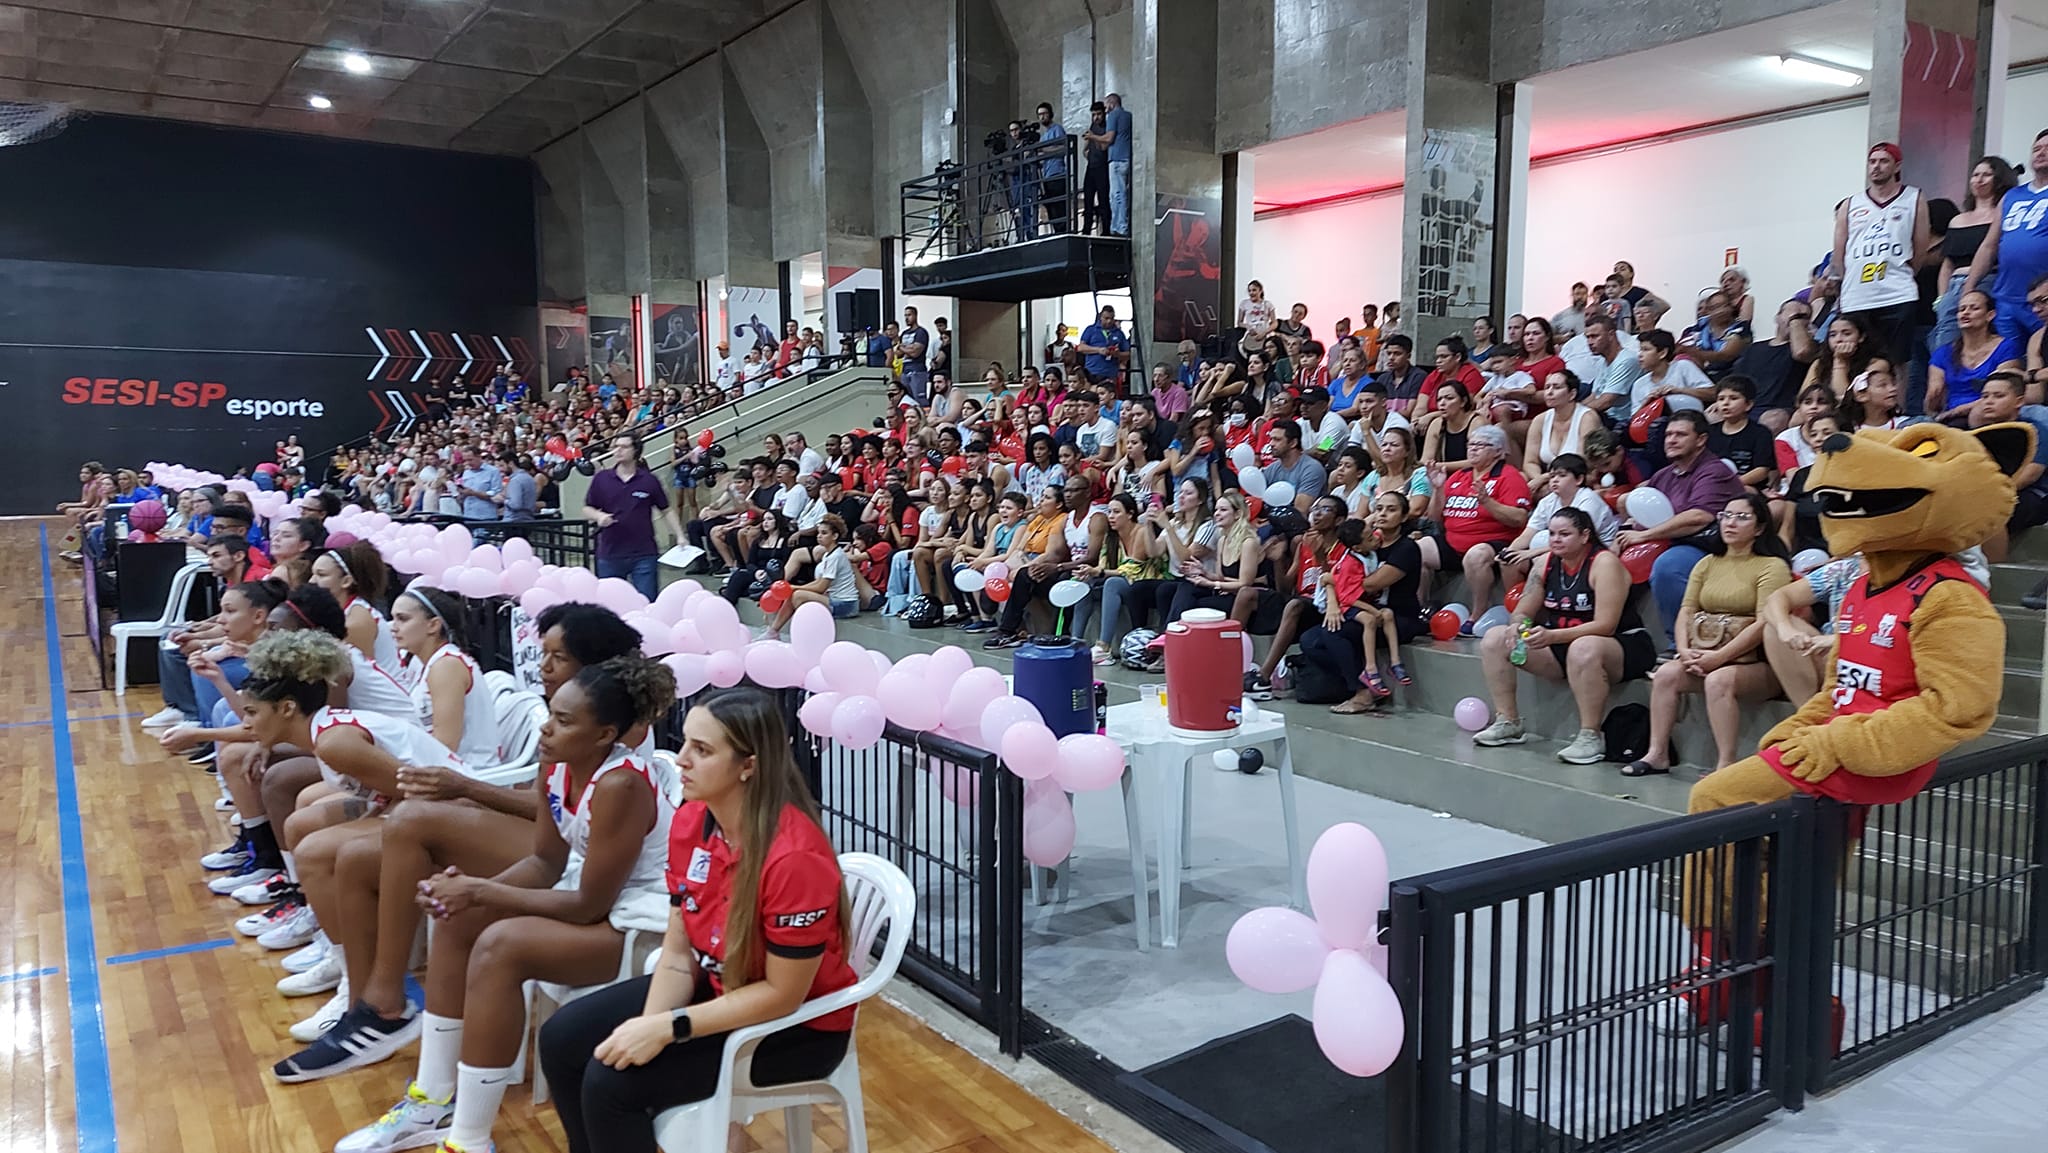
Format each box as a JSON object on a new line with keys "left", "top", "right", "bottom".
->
{"left": 392, "top": 586, "right": 502, "bottom": 769}
{"left": 1833, "top": 140, "right": 1931, "bottom": 366}
{"left": 311, "top": 541, "right": 407, "bottom": 684}
{"left": 310, "top": 656, "right": 677, "bottom": 1153}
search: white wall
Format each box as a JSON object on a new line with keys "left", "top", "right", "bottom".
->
{"left": 1249, "top": 69, "right": 2048, "bottom": 334}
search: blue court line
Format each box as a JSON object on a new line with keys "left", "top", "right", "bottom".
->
{"left": 42, "top": 525, "right": 117, "bottom": 1153}
{"left": 0, "top": 712, "right": 139, "bottom": 730}
{"left": 0, "top": 966, "right": 59, "bottom": 984}
{"left": 104, "top": 939, "right": 234, "bottom": 966}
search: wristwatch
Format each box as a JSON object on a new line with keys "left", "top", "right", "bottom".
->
{"left": 670, "top": 1008, "right": 693, "bottom": 1042}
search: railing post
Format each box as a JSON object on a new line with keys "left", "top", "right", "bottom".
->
{"left": 2028, "top": 756, "right": 2048, "bottom": 975}
{"left": 1802, "top": 798, "right": 1847, "bottom": 1096}
{"left": 1382, "top": 886, "right": 1423, "bottom": 1153}
{"left": 993, "top": 760, "right": 1025, "bottom": 1057}
{"left": 1768, "top": 798, "right": 1812, "bottom": 1112}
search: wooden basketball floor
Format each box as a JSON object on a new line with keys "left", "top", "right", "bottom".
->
{"left": 2, "top": 519, "right": 1107, "bottom": 1153}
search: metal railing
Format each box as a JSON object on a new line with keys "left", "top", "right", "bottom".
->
{"left": 902, "top": 135, "right": 1084, "bottom": 262}
{"left": 1382, "top": 734, "right": 2048, "bottom": 1153}
{"left": 469, "top": 517, "right": 596, "bottom": 568}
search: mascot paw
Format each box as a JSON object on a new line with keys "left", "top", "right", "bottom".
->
{"left": 1778, "top": 735, "right": 1840, "bottom": 784}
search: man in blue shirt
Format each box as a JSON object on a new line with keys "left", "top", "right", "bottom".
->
{"left": 500, "top": 457, "right": 538, "bottom": 522}
{"left": 1967, "top": 128, "right": 2048, "bottom": 339}
{"left": 1036, "top": 102, "right": 1070, "bottom": 234}
{"left": 455, "top": 447, "right": 503, "bottom": 522}
{"left": 1102, "top": 93, "right": 1133, "bottom": 236}
{"left": 1077, "top": 305, "right": 1131, "bottom": 390}
{"left": 899, "top": 307, "right": 931, "bottom": 404}
{"left": 865, "top": 323, "right": 896, "bottom": 368}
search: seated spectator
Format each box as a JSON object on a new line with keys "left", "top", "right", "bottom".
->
{"left": 720, "top": 510, "right": 793, "bottom": 604}
{"left": 764, "top": 515, "right": 863, "bottom": 636}
{"left": 910, "top": 477, "right": 971, "bottom": 618}
{"left": 954, "top": 490, "right": 1028, "bottom": 631}
{"left": 1421, "top": 379, "right": 1489, "bottom": 470}
{"left": 1240, "top": 497, "right": 1347, "bottom": 698}
{"left": 983, "top": 485, "right": 1073, "bottom": 649}
{"left": 1074, "top": 493, "right": 1169, "bottom": 664}
{"left": 1773, "top": 410, "right": 1844, "bottom": 555}
{"left": 1329, "top": 493, "right": 1430, "bottom": 714}
{"left": 850, "top": 523, "right": 893, "bottom": 610}
{"left": 1293, "top": 341, "right": 1330, "bottom": 391}
{"left": 1328, "top": 345, "right": 1375, "bottom": 417}
{"left": 1426, "top": 424, "right": 1531, "bottom": 630}
{"left": 1772, "top": 383, "right": 1840, "bottom": 483}
{"left": 156, "top": 578, "right": 286, "bottom": 765}
{"left": 1298, "top": 386, "right": 1349, "bottom": 461}
{"left": 1260, "top": 420, "right": 1326, "bottom": 511}
{"left": 1327, "top": 445, "right": 1375, "bottom": 517}
{"left": 1952, "top": 370, "right": 2048, "bottom": 560}
{"left": 1359, "top": 425, "right": 1432, "bottom": 520}
{"left": 1706, "top": 376, "right": 1778, "bottom": 489}
{"left": 1804, "top": 314, "right": 1875, "bottom": 398}
{"left": 1109, "top": 428, "right": 1168, "bottom": 503}
{"left": 1475, "top": 506, "right": 1656, "bottom": 761}
{"left": 1166, "top": 411, "right": 1222, "bottom": 497}
{"left": 1617, "top": 410, "right": 1748, "bottom": 645}
{"left": 1629, "top": 492, "right": 1792, "bottom": 776}
{"left": 1151, "top": 362, "right": 1190, "bottom": 424}
{"left": 1632, "top": 329, "right": 1717, "bottom": 418}
{"left": 1501, "top": 453, "right": 1618, "bottom": 593}
{"left": 1762, "top": 553, "right": 1864, "bottom": 708}
{"left": 1841, "top": 356, "right": 1913, "bottom": 430}
{"left": 1679, "top": 290, "right": 1752, "bottom": 380}
{"left": 1164, "top": 491, "right": 1259, "bottom": 625}
{"left": 1523, "top": 369, "right": 1602, "bottom": 490}
{"left": 1928, "top": 290, "right": 2024, "bottom": 418}
{"left": 1373, "top": 335, "right": 1429, "bottom": 417}
{"left": 1730, "top": 298, "right": 1818, "bottom": 432}
{"left": 1414, "top": 336, "right": 1486, "bottom": 428}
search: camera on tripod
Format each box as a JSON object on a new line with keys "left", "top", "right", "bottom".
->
{"left": 984, "top": 121, "right": 1040, "bottom": 156}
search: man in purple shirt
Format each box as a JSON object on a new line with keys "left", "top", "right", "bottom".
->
{"left": 1617, "top": 409, "right": 1748, "bottom": 645}
{"left": 582, "top": 431, "right": 683, "bottom": 599}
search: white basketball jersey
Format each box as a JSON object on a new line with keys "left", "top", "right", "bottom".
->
{"left": 1840, "top": 185, "right": 1920, "bottom": 312}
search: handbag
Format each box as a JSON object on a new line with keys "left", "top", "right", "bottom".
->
{"left": 1690, "top": 611, "right": 1760, "bottom": 662}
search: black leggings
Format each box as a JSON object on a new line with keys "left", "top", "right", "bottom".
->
{"left": 539, "top": 974, "right": 852, "bottom": 1153}
{"left": 995, "top": 568, "right": 1053, "bottom": 635}
{"left": 1163, "top": 581, "right": 1233, "bottom": 626}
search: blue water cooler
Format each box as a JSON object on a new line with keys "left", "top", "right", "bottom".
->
{"left": 1011, "top": 639, "right": 1094, "bottom": 737}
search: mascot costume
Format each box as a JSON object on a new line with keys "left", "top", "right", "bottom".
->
{"left": 1680, "top": 420, "right": 2034, "bottom": 1034}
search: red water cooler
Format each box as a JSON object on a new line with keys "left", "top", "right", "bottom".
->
{"left": 1163, "top": 609, "right": 1244, "bottom": 738}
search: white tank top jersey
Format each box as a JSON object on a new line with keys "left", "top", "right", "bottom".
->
{"left": 344, "top": 648, "right": 417, "bottom": 720}
{"left": 310, "top": 707, "right": 464, "bottom": 808}
{"left": 1839, "top": 185, "right": 1921, "bottom": 312}
{"left": 409, "top": 643, "right": 502, "bottom": 767}
{"left": 545, "top": 744, "right": 677, "bottom": 894}
{"left": 346, "top": 597, "right": 408, "bottom": 687}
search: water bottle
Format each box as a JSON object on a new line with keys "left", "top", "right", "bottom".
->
{"left": 1509, "top": 620, "right": 1530, "bottom": 667}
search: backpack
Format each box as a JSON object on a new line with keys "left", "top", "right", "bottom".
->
{"left": 903, "top": 594, "right": 945, "bottom": 629}
{"left": 1601, "top": 703, "right": 1654, "bottom": 763}
{"left": 1291, "top": 630, "right": 1354, "bottom": 704}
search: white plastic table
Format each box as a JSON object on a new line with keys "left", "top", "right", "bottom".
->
{"left": 1107, "top": 701, "right": 1305, "bottom": 948}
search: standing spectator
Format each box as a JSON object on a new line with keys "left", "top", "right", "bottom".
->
{"left": 1964, "top": 128, "right": 2048, "bottom": 341}
{"left": 454, "top": 448, "right": 502, "bottom": 522}
{"left": 899, "top": 307, "right": 931, "bottom": 403}
{"left": 1834, "top": 141, "right": 1930, "bottom": 364}
{"left": 1237, "top": 280, "right": 1277, "bottom": 356}
{"left": 1609, "top": 261, "right": 1670, "bottom": 331}
{"left": 1427, "top": 424, "right": 1531, "bottom": 627}
{"left": 1080, "top": 101, "right": 1110, "bottom": 235}
{"left": 1101, "top": 93, "right": 1133, "bottom": 236}
{"left": 500, "top": 456, "right": 538, "bottom": 522}
{"left": 1935, "top": 156, "right": 2018, "bottom": 349}
{"left": 866, "top": 323, "right": 896, "bottom": 369}
{"left": 1552, "top": 281, "right": 1592, "bottom": 337}
{"left": 1004, "top": 120, "right": 1037, "bottom": 242}
{"left": 1730, "top": 299, "right": 1819, "bottom": 431}
{"left": 582, "top": 432, "right": 684, "bottom": 600}
{"left": 1036, "top": 102, "right": 1069, "bottom": 233}
{"left": 1077, "top": 305, "right": 1131, "bottom": 391}
{"left": 1617, "top": 411, "right": 1747, "bottom": 645}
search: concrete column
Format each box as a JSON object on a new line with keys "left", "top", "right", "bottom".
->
{"left": 1399, "top": 0, "right": 1500, "bottom": 353}
{"left": 534, "top": 138, "right": 586, "bottom": 304}
{"left": 958, "top": 300, "right": 1021, "bottom": 381}
{"left": 643, "top": 100, "right": 694, "bottom": 294}
{"left": 1868, "top": 0, "right": 2000, "bottom": 195}
{"left": 585, "top": 104, "right": 651, "bottom": 297}
{"left": 820, "top": 2, "right": 879, "bottom": 270}
{"left": 721, "top": 53, "right": 778, "bottom": 291}
{"left": 646, "top": 60, "right": 728, "bottom": 283}
{"left": 1131, "top": 0, "right": 1224, "bottom": 371}
{"left": 1493, "top": 83, "right": 1531, "bottom": 319}
{"left": 1223, "top": 150, "right": 1254, "bottom": 313}
{"left": 579, "top": 130, "right": 629, "bottom": 301}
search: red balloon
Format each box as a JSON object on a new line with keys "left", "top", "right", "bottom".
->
{"left": 985, "top": 577, "right": 1012, "bottom": 603}
{"left": 1429, "top": 609, "right": 1460, "bottom": 642}
{"left": 545, "top": 436, "right": 568, "bottom": 456}
{"left": 769, "top": 579, "right": 793, "bottom": 600}
{"left": 1245, "top": 496, "right": 1264, "bottom": 519}
{"left": 696, "top": 429, "right": 716, "bottom": 450}
{"left": 1619, "top": 540, "right": 1669, "bottom": 585}
{"left": 1505, "top": 582, "right": 1526, "bottom": 608}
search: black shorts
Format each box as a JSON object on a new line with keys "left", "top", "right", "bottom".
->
{"left": 1437, "top": 536, "right": 1506, "bottom": 572}
{"left": 2010, "top": 487, "right": 2047, "bottom": 534}
{"left": 1617, "top": 627, "right": 1659, "bottom": 682}
{"left": 1248, "top": 590, "right": 1315, "bottom": 635}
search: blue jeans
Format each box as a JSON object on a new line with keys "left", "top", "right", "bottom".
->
{"left": 193, "top": 657, "right": 249, "bottom": 728}
{"left": 1109, "top": 159, "right": 1131, "bottom": 235}
{"left": 1929, "top": 271, "right": 1967, "bottom": 352}
{"left": 158, "top": 645, "right": 198, "bottom": 716}
{"left": 597, "top": 554, "right": 659, "bottom": 601}
{"left": 885, "top": 550, "right": 920, "bottom": 614}
{"left": 1649, "top": 545, "right": 1708, "bottom": 648}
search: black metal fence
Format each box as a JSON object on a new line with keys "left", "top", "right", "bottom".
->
{"left": 465, "top": 517, "right": 597, "bottom": 568}
{"left": 1383, "top": 735, "right": 2048, "bottom": 1153}
{"left": 901, "top": 134, "right": 1083, "bottom": 262}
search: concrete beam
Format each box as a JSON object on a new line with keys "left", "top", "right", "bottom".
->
{"left": 534, "top": 136, "right": 586, "bottom": 303}
{"left": 646, "top": 59, "right": 730, "bottom": 281}
{"left": 1490, "top": 0, "right": 1838, "bottom": 82}
{"left": 824, "top": 0, "right": 957, "bottom": 229}
{"left": 725, "top": 0, "right": 825, "bottom": 263}
{"left": 820, "top": 1, "right": 878, "bottom": 267}
{"left": 585, "top": 101, "right": 651, "bottom": 295}
{"left": 1216, "top": 0, "right": 1408, "bottom": 153}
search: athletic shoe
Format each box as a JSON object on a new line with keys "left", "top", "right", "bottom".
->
{"left": 1557, "top": 729, "right": 1606, "bottom": 765}
{"left": 141, "top": 706, "right": 189, "bottom": 729}
{"left": 214, "top": 795, "right": 236, "bottom": 812}
{"left": 1473, "top": 717, "right": 1527, "bottom": 747}
{"left": 258, "top": 903, "right": 322, "bottom": 951}
{"left": 961, "top": 619, "right": 995, "bottom": 633}
{"left": 200, "top": 834, "right": 252, "bottom": 871}
{"left": 1245, "top": 672, "right": 1274, "bottom": 701}
{"left": 234, "top": 872, "right": 299, "bottom": 907}
{"left": 289, "top": 985, "right": 350, "bottom": 1043}
{"left": 276, "top": 946, "right": 342, "bottom": 996}
{"left": 334, "top": 1082, "right": 455, "bottom": 1153}
{"left": 210, "top": 863, "right": 279, "bottom": 896}
{"left": 187, "top": 746, "right": 218, "bottom": 767}
{"left": 236, "top": 892, "right": 304, "bottom": 937}
{"left": 281, "top": 935, "right": 331, "bottom": 974}
{"left": 273, "top": 1002, "right": 421, "bottom": 1082}
{"left": 433, "top": 1139, "right": 494, "bottom": 1153}
{"left": 942, "top": 604, "right": 960, "bottom": 621}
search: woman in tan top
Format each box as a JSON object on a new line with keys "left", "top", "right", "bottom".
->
{"left": 1626, "top": 491, "right": 1792, "bottom": 776}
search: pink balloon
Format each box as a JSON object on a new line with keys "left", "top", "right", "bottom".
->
{"left": 1312, "top": 950, "right": 1405, "bottom": 1077}
{"left": 984, "top": 561, "right": 1010, "bottom": 583}
{"left": 1021, "top": 786, "right": 1076, "bottom": 867}
{"left": 519, "top": 588, "right": 562, "bottom": 616}
{"left": 744, "top": 640, "right": 803, "bottom": 688}
{"left": 868, "top": 650, "right": 893, "bottom": 677}
{"left": 536, "top": 568, "right": 568, "bottom": 594}
{"left": 655, "top": 579, "right": 695, "bottom": 618}
{"left": 831, "top": 694, "right": 887, "bottom": 749}
{"left": 597, "top": 577, "right": 648, "bottom": 615}
{"left": 1306, "top": 823, "right": 1389, "bottom": 952}
{"left": 942, "top": 667, "right": 1008, "bottom": 733}
{"left": 979, "top": 695, "right": 1044, "bottom": 748}
{"left": 798, "top": 691, "right": 843, "bottom": 738}
{"left": 563, "top": 567, "right": 600, "bottom": 600}
{"left": 1227, "top": 907, "right": 1332, "bottom": 994}
{"left": 1052, "top": 733, "right": 1125, "bottom": 792}
{"left": 788, "top": 600, "right": 836, "bottom": 661}
{"left": 500, "top": 536, "right": 535, "bottom": 565}
{"left": 671, "top": 620, "right": 704, "bottom": 654}
{"left": 627, "top": 614, "right": 675, "bottom": 656}
{"left": 820, "top": 641, "right": 878, "bottom": 696}
{"left": 1241, "top": 631, "right": 1256, "bottom": 672}
{"left": 467, "top": 545, "right": 503, "bottom": 573}
{"left": 499, "top": 560, "right": 540, "bottom": 596}
{"left": 926, "top": 646, "right": 972, "bottom": 688}
{"left": 692, "top": 595, "right": 747, "bottom": 654}
{"left": 999, "top": 722, "right": 1059, "bottom": 781}
{"left": 876, "top": 664, "right": 943, "bottom": 730}
{"left": 803, "top": 666, "right": 832, "bottom": 693}
{"left": 1454, "top": 696, "right": 1490, "bottom": 732}
{"left": 458, "top": 567, "right": 500, "bottom": 600}
{"left": 663, "top": 652, "right": 710, "bottom": 697}
{"left": 706, "top": 649, "right": 745, "bottom": 688}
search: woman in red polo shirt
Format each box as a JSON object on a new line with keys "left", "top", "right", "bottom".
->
{"left": 539, "top": 689, "right": 856, "bottom": 1153}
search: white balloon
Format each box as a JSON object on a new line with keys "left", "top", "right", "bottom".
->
{"left": 1048, "top": 579, "right": 1091, "bottom": 608}
{"left": 1229, "top": 443, "right": 1258, "bottom": 470}
{"left": 953, "top": 568, "right": 987, "bottom": 593}
{"left": 1264, "top": 481, "right": 1295, "bottom": 507}
{"left": 1528, "top": 530, "right": 1550, "bottom": 552}
{"left": 1624, "top": 487, "right": 1675, "bottom": 528}
{"left": 1237, "top": 465, "right": 1267, "bottom": 499}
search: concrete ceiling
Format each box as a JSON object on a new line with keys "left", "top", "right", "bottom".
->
{"left": 0, "top": 0, "right": 767, "bottom": 155}
{"left": 1251, "top": 0, "right": 2048, "bottom": 210}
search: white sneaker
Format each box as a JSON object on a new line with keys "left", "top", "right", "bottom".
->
{"left": 290, "top": 984, "right": 350, "bottom": 1043}
{"left": 281, "top": 935, "right": 331, "bottom": 974}
{"left": 210, "top": 864, "right": 279, "bottom": 896}
{"left": 277, "top": 946, "right": 343, "bottom": 996}
{"left": 259, "top": 903, "right": 322, "bottom": 951}
{"left": 141, "top": 706, "right": 189, "bottom": 729}
{"left": 1473, "top": 717, "right": 1527, "bottom": 747}
{"left": 199, "top": 836, "right": 251, "bottom": 871}
{"left": 334, "top": 1082, "right": 454, "bottom": 1153}
{"left": 232, "top": 872, "right": 292, "bottom": 905}
{"left": 236, "top": 893, "right": 304, "bottom": 937}
{"left": 1557, "top": 728, "right": 1607, "bottom": 765}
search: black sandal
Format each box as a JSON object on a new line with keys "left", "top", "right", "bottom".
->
{"left": 1620, "top": 760, "right": 1670, "bottom": 777}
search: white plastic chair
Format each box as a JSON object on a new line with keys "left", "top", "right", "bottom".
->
{"left": 112, "top": 560, "right": 206, "bottom": 695}
{"left": 651, "top": 851, "right": 915, "bottom": 1153}
{"left": 484, "top": 669, "right": 525, "bottom": 702}
{"left": 467, "top": 692, "right": 548, "bottom": 789}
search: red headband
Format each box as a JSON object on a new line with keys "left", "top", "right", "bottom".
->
{"left": 1871, "top": 141, "right": 1902, "bottom": 163}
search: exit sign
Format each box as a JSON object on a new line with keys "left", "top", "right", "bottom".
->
{"left": 1724, "top": 248, "right": 1740, "bottom": 267}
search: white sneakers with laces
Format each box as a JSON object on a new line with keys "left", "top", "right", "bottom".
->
{"left": 290, "top": 981, "right": 350, "bottom": 1044}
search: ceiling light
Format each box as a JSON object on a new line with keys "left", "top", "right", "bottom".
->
{"left": 307, "top": 94, "right": 333, "bottom": 110}
{"left": 1774, "top": 54, "right": 1863, "bottom": 87}
{"left": 341, "top": 52, "right": 373, "bottom": 75}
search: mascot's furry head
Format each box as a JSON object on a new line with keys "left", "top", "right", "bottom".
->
{"left": 1809, "top": 422, "right": 2035, "bottom": 582}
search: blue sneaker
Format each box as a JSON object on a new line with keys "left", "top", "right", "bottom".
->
{"left": 272, "top": 1002, "right": 421, "bottom": 1083}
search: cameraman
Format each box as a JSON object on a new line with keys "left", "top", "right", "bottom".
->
{"left": 1036, "top": 102, "right": 1069, "bottom": 234}
{"left": 1003, "top": 120, "right": 1038, "bottom": 243}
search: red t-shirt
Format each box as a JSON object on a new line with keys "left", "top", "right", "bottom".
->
{"left": 857, "top": 459, "right": 889, "bottom": 493}
{"left": 1419, "top": 363, "right": 1487, "bottom": 411}
{"left": 1442, "top": 462, "right": 1532, "bottom": 553}
{"left": 666, "top": 802, "right": 858, "bottom": 1031}
{"left": 1330, "top": 548, "right": 1369, "bottom": 609}
{"left": 1516, "top": 354, "right": 1565, "bottom": 385}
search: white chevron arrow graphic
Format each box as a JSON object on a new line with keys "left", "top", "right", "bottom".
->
{"left": 366, "top": 327, "right": 390, "bottom": 381}
{"left": 386, "top": 390, "right": 418, "bottom": 436}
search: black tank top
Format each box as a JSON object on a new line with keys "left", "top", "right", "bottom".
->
{"left": 1541, "top": 551, "right": 1644, "bottom": 634}
{"left": 1442, "top": 416, "right": 1471, "bottom": 464}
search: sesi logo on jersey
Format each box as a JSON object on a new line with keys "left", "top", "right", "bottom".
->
{"left": 773, "top": 908, "right": 829, "bottom": 928}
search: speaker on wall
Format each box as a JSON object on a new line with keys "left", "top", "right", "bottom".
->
{"left": 834, "top": 289, "right": 883, "bottom": 333}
